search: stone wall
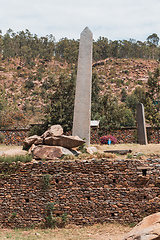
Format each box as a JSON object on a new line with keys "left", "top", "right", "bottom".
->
{"left": 91, "top": 127, "right": 160, "bottom": 144}
{"left": 0, "top": 127, "right": 159, "bottom": 145}
{"left": 0, "top": 129, "right": 29, "bottom": 145}
{"left": 0, "top": 158, "right": 160, "bottom": 228}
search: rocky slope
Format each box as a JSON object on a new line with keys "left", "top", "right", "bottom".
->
{"left": 0, "top": 57, "right": 159, "bottom": 125}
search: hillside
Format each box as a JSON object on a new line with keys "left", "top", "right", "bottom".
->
{"left": 93, "top": 58, "right": 159, "bottom": 97}
{"left": 0, "top": 57, "right": 159, "bottom": 128}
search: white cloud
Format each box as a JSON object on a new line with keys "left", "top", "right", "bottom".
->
{"left": 0, "top": 0, "right": 160, "bottom": 41}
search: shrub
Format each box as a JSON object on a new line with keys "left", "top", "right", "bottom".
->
{"left": 45, "top": 202, "right": 56, "bottom": 228}
{"left": 44, "top": 202, "right": 68, "bottom": 228}
{"left": 42, "top": 174, "right": 52, "bottom": 190}
{"left": 28, "top": 125, "right": 46, "bottom": 137}
{"left": 100, "top": 135, "right": 117, "bottom": 144}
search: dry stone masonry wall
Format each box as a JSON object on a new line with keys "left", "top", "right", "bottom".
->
{"left": 0, "top": 157, "right": 160, "bottom": 228}
{"left": 0, "top": 127, "right": 159, "bottom": 145}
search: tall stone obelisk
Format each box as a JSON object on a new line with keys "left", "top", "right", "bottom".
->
{"left": 72, "top": 27, "right": 93, "bottom": 145}
{"left": 137, "top": 103, "right": 148, "bottom": 145}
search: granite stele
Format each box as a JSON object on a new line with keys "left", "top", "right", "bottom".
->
{"left": 137, "top": 103, "right": 148, "bottom": 145}
{"left": 72, "top": 27, "right": 93, "bottom": 145}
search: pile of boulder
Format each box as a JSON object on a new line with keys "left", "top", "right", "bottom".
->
{"left": 23, "top": 125, "right": 85, "bottom": 160}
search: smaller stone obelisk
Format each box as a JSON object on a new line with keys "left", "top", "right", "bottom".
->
{"left": 137, "top": 103, "right": 148, "bottom": 145}
{"left": 72, "top": 27, "right": 93, "bottom": 145}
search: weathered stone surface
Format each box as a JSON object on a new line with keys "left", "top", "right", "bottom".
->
{"left": 28, "top": 144, "right": 36, "bottom": 154}
{"left": 72, "top": 27, "right": 93, "bottom": 145}
{"left": 23, "top": 135, "right": 39, "bottom": 147}
{"left": 59, "top": 135, "right": 85, "bottom": 149}
{"left": 34, "top": 137, "right": 43, "bottom": 145}
{"left": 123, "top": 212, "right": 160, "bottom": 240}
{"left": 42, "top": 125, "right": 63, "bottom": 138}
{"left": 44, "top": 136, "right": 60, "bottom": 146}
{"left": 32, "top": 145, "right": 73, "bottom": 160}
{"left": 44, "top": 135, "right": 85, "bottom": 149}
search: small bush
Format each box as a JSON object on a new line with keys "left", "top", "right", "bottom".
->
{"left": 42, "top": 174, "right": 52, "bottom": 190}
{"left": 100, "top": 135, "right": 117, "bottom": 144}
{"left": 44, "top": 202, "right": 68, "bottom": 228}
{"left": 28, "top": 125, "right": 46, "bottom": 137}
{"left": 45, "top": 202, "right": 56, "bottom": 228}
{"left": 77, "top": 141, "right": 87, "bottom": 153}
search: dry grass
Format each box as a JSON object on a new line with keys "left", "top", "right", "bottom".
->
{"left": 0, "top": 223, "right": 132, "bottom": 240}
{"left": 94, "top": 143, "right": 160, "bottom": 158}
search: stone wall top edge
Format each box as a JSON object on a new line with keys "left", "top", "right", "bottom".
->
{"left": 0, "top": 158, "right": 159, "bottom": 169}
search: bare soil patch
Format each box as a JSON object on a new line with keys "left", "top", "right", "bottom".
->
{"left": 0, "top": 223, "right": 131, "bottom": 240}
{"left": 95, "top": 143, "right": 160, "bottom": 158}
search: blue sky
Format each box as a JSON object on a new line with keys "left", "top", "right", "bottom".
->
{"left": 1, "top": 0, "right": 160, "bottom": 42}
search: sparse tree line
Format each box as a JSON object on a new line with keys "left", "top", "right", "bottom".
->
{"left": 0, "top": 29, "right": 160, "bottom": 65}
{"left": 44, "top": 68, "right": 159, "bottom": 135}
{"left": 0, "top": 29, "right": 159, "bottom": 134}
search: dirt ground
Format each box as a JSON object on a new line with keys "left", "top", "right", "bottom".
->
{"left": 0, "top": 143, "right": 159, "bottom": 157}
{"left": 0, "top": 223, "right": 132, "bottom": 240}
{"left": 95, "top": 143, "right": 160, "bottom": 158}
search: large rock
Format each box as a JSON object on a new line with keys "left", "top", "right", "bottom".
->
{"left": 23, "top": 135, "right": 39, "bottom": 147}
{"left": 122, "top": 212, "right": 160, "bottom": 240}
{"left": 32, "top": 145, "right": 73, "bottom": 160}
{"left": 34, "top": 136, "right": 43, "bottom": 145}
{"left": 44, "top": 136, "right": 60, "bottom": 146}
{"left": 43, "top": 135, "right": 85, "bottom": 149}
{"left": 58, "top": 135, "right": 85, "bottom": 149}
{"left": 42, "top": 125, "right": 63, "bottom": 138}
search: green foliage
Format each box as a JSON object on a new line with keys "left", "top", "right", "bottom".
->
{"left": 91, "top": 70, "right": 102, "bottom": 119}
{"left": 42, "top": 174, "right": 52, "bottom": 190}
{"left": 45, "top": 72, "right": 76, "bottom": 132}
{"left": 8, "top": 211, "right": 17, "bottom": 221}
{"left": 119, "top": 107, "right": 135, "bottom": 127}
{"left": 145, "top": 68, "right": 160, "bottom": 127}
{"left": 45, "top": 202, "right": 56, "bottom": 228}
{"left": 28, "top": 125, "right": 46, "bottom": 137}
{"left": 0, "top": 154, "right": 32, "bottom": 164}
{"left": 61, "top": 213, "right": 68, "bottom": 224}
{"left": 77, "top": 141, "right": 88, "bottom": 154}
{"left": 121, "top": 88, "right": 127, "bottom": 102}
{"left": 127, "top": 153, "right": 133, "bottom": 159}
{"left": 55, "top": 38, "right": 79, "bottom": 64}
{"left": 1, "top": 29, "right": 160, "bottom": 66}
{"left": 44, "top": 202, "right": 68, "bottom": 228}
{"left": 147, "top": 68, "right": 160, "bottom": 100}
